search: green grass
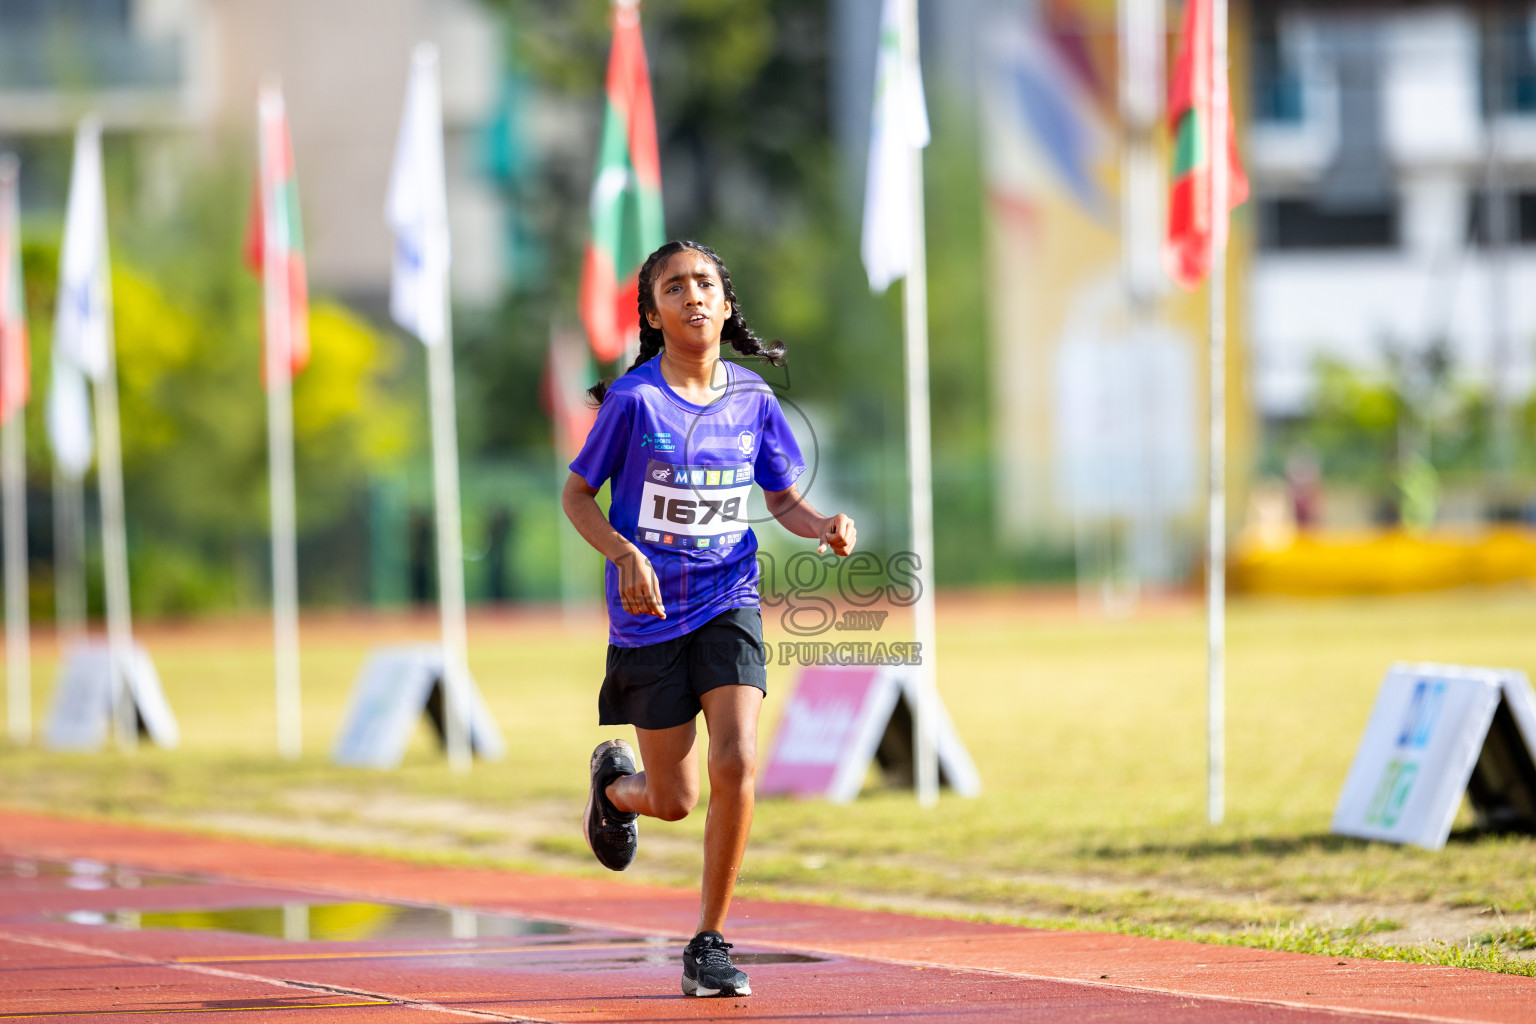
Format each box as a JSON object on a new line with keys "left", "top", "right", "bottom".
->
{"left": 4, "top": 591, "right": 1536, "bottom": 975}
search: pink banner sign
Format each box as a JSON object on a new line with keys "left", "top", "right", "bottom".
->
{"left": 759, "top": 666, "right": 882, "bottom": 797}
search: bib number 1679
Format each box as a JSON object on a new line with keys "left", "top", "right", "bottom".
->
{"left": 652, "top": 494, "right": 742, "bottom": 525}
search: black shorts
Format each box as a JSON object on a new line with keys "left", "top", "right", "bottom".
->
{"left": 599, "top": 607, "right": 769, "bottom": 730}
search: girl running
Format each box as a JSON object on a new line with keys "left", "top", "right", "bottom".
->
{"left": 562, "top": 240, "right": 856, "bottom": 998}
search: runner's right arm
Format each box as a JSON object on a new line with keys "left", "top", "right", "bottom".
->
{"left": 561, "top": 472, "right": 666, "bottom": 618}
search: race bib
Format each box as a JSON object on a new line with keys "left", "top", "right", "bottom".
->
{"left": 635, "top": 459, "right": 753, "bottom": 551}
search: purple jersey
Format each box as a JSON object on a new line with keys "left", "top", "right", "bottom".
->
{"left": 569, "top": 357, "right": 806, "bottom": 647}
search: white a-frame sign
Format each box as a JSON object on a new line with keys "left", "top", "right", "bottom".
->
{"left": 332, "top": 645, "right": 505, "bottom": 769}
{"left": 1332, "top": 662, "right": 1536, "bottom": 849}
{"left": 759, "top": 665, "right": 980, "bottom": 802}
{"left": 45, "top": 641, "right": 179, "bottom": 751}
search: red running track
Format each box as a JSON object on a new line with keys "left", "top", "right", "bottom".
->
{"left": 0, "top": 810, "right": 1531, "bottom": 1023}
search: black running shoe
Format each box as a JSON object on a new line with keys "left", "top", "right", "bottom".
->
{"left": 584, "top": 739, "right": 638, "bottom": 871}
{"left": 681, "top": 931, "right": 751, "bottom": 997}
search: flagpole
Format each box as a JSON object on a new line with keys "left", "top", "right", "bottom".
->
{"left": 1206, "top": 0, "right": 1230, "bottom": 826}
{"left": 0, "top": 156, "right": 27, "bottom": 747}
{"left": 3, "top": 387, "right": 28, "bottom": 747}
{"left": 52, "top": 466, "right": 85, "bottom": 648}
{"left": 259, "top": 84, "right": 303, "bottom": 762}
{"left": 895, "top": 0, "right": 939, "bottom": 808}
{"left": 266, "top": 307, "right": 301, "bottom": 762}
{"left": 386, "top": 43, "right": 470, "bottom": 771}
{"left": 93, "top": 257, "right": 135, "bottom": 752}
{"left": 427, "top": 304, "right": 470, "bottom": 772}
{"left": 60, "top": 119, "right": 137, "bottom": 752}
{"left": 48, "top": 352, "right": 90, "bottom": 651}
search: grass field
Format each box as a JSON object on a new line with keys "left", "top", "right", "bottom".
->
{"left": 3, "top": 588, "right": 1535, "bottom": 974}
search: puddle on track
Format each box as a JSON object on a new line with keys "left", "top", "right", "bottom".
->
{"left": 1, "top": 856, "right": 191, "bottom": 890}
{"left": 584, "top": 952, "right": 826, "bottom": 966}
{"left": 17, "top": 856, "right": 833, "bottom": 967}
{"left": 12, "top": 856, "right": 582, "bottom": 943}
{"left": 382, "top": 949, "right": 831, "bottom": 972}
{"left": 522, "top": 951, "right": 830, "bottom": 974}
{"left": 59, "top": 902, "right": 580, "bottom": 943}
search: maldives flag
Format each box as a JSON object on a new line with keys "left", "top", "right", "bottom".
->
{"left": 1163, "top": 0, "right": 1248, "bottom": 290}
{"left": 0, "top": 156, "right": 29, "bottom": 425}
{"left": 245, "top": 84, "right": 311, "bottom": 385}
{"left": 579, "top": 0, "right": 664, "bottom": 364}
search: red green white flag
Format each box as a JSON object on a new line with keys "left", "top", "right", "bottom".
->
{"left": 1163, "top": 0, "right": 1248, "bottom": 290}
{"left": 579, "top": 0, "right": 664, "bottom": 364}
{"left": 0, "top": 156, "right": 29, "bottom": 425}
{"left": 245, "top": 85, "right": 311, "bottom": 386}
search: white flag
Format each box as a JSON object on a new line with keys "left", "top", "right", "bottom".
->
{"left": 861, "top": 0, "right": 930, "bottom": 294}
{"left": 386, "top": 43, "right": 451, "bottom": 347}
{"left": 46, "top": 351, "right": 92, "bottom": 480}
{"left": 56, "top": 117, "right": 111, "bottom": 381}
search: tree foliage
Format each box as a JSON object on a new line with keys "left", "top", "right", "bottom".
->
{"left": 19, "top": 148, "right": 415, "bottom": 616}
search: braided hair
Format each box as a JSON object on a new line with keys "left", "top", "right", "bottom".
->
{"left": 586, "top": 240, "right": 787, "bottom": 405}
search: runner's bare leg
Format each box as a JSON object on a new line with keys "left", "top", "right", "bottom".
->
{"left": 608, "top": 722, "right": 699, "bottom": 822}
{"left": 695, "top": 684, "right": 761, "bottom": 934}
{"left": 605, "top": 684, "right": 762, "bottom": 934}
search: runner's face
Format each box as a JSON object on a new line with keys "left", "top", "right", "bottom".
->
{"left": 647, "top": 251, "right": 731, "bottom": 356}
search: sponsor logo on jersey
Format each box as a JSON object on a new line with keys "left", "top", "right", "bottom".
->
{"left": 696, "top": 538, "right": 710, "bottom": 548}
{"left": 640, "top": 431, "right": 676, "bottom": 452}
{"left": 662, "top": 534, "right": 674, "bottom": 545}
{"left": 737, "top": 431, "right": 754, "bottom": 455}
{"left": 735, "top": 467, "right": 752, "bottom": 484}
{"left": 690, "top": 469, "right": 705, "bottom": 485}
{"left": 705, "top": 470, "right": 721, "bottom": 486}
{"left": 643, "top": 531, "right": 660, "bottom": 542}
{"left": 650, "top": 466, "right": 672, "bottom": 482}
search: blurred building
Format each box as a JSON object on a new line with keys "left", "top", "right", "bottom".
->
{"left": 833, "top": 0, "right": 1536, "bottom": 570}
{"left": 1249, "top": 0, "right": 1536, "bottom": 418}
{"left": 0, "top": 0, "right": 513, "bottom": 303}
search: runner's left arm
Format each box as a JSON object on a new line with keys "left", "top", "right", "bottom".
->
{"left": 763, "top": 485, "right": 856, "bottom": 556}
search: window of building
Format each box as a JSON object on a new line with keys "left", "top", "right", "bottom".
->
{"left": 1258, "top": 197, "right": 1398, "bottom": 251}
{"left": 0, "top": 0, "right": 178, "bottom": 92}
{"left": 1251, "top": 9, "right": 1304, "bottom": 124}
{"left": 1467, "top": 190, "right": 1536, "bottom": 245}
{"left": 0, "top": 1, "right": 130, "bottom": 30}
{"left": 1481, "top": 9, "right": 1536, "bottom": 116}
